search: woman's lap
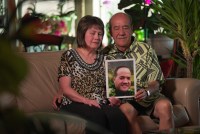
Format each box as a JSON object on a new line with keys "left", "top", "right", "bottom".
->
{"left": 60, "top": 102, "right": 128, "bottom": 134}
{"left": 101, "top": 105, "right": 128, "bottom": 134}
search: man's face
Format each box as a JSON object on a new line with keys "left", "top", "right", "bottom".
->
{"left": 110, "top": 13, "right": 133, "bottom": 52}
{"left": 113, "top": 67, "right": 131, "bottom": 92}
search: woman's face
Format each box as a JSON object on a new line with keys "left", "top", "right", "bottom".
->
{"left": 84, "top": 25, "right": 103, "bottom": 50}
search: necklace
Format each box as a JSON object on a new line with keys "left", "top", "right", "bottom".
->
{"left": 70, "top": 49, "right": 104, "bottom": 71}
{"left": 76, "top": 48, "right": 97, "bottom": 64}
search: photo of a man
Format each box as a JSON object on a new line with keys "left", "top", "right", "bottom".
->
{"left": 105, "top": 59, "right": 136, "bottom": 98}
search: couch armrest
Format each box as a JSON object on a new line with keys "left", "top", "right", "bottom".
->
{"left": 162, "top": 78, "right": 200, "bottom": 125}
{"left": 28, "top": 112, "right": 112, "bottom": 134}
{"left": 0, "top": 93, "right": 17, "bottom": 108}
{"left": 28, "top": 112, "right": 86, "bottom": 134}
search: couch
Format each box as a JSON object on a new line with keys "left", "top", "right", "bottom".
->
{"left": 1, "top": 51, "right": 200, "bottom": 134}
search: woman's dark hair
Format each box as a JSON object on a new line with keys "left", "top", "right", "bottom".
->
{"left": 76, "top": 15, "right": 104, "bottom": 48}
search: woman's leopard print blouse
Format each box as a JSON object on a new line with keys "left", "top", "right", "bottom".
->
{"left": 58, "top": 49, "right": 106, "bottom": 106}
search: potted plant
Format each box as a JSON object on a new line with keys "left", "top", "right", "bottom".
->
{"left": 118, "top": 0, "right": 160, "bottom": 41}
{"left": 151, "top": 0, "right": 200, "bottom": 78}
{"left": 0, "top": 1, "right": 70, "bottom": 133}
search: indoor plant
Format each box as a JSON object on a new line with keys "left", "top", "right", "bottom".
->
{"left": 151, "top": 0, "right": 200, "bottom": 78}
{"left": 118, "top": 0, "right": 160, "bottom": 41}
{"left": 118, "top": 0, "right": 200, "bottom": 78}
{"left": 0, "top": 1, "right": 68, "bottom": 133}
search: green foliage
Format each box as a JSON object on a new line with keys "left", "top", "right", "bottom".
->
{"left": 0, "top": 36, "right": 28, "bottom": 95}
{"left": 118, "top": 0, "right": 160, "bottom": 34}
{"left": 109, "top": 88, "right": 116, "bottom": 97}
{"left": 151, "top": 0, "right": 200, "bottom": 78}
{"left": 0, "top": 35, "right": 58, "bottom": 134}
{"left": 193, "top": 55, "right": 200, "bottom": 79}
{"left": 0, "top": 1, "right": 59, "bottom": 134}
{"left": 152, "top": 0, "right": 200, "bottom": 44}
{"left": 0, "top": 107, "right": 61, "bottom": 134}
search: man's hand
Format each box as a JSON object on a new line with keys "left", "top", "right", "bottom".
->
{"left": 135, "top": 81, "right": 160, "bottom": 101}
{"left": 109, "top": 97, "right": 121, "bottom": 106}
{"left": 135, "top": 89, "right": 148, "bottom": 101}
{"left": 52, "top": 93, "right": 63, "bottom": 111}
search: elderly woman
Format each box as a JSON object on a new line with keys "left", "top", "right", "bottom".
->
{"left": 53, "top": 15, "right": 128, "bottom": 134}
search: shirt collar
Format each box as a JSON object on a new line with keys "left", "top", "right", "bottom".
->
{"left": 111, "top": 36, "right": 137, "bottom": 54}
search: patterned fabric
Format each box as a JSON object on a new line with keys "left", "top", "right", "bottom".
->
{"left": 58, "top": 49, "right": 106, "bottom": 106}
{"left": 109, "top": 87, "right": 134, "bottom": 98}
{"left": 103, "top": 37, "right": 165, "bottom": 107}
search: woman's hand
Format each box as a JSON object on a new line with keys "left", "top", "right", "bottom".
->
{"left": 83, "top": 98, "right": 101, "bottom": 108}
{"left": 52, "top": 93, "right": 63, "bottom": 111}
{"left": 109, "top": 97, "right": 121, "bottom": 106}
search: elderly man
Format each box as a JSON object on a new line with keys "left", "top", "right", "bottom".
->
{"left": 104, "top": 12, "right": 174, "bottom": 134}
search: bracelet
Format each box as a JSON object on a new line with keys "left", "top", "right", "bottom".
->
{"left": 145, "top": 90, "right": 151, "bottom": 96}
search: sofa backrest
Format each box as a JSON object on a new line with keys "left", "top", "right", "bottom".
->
{"left": 17, "top": 51, "right": 64, "bottom": 113}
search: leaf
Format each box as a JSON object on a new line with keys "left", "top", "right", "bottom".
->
{"left": 118, "top": 0, "right": 142, "bottom": 10}
{"left": 0, "top": 37, "right": 28, "bottom": 95}
{"left": 151, "top": 0, "right": 200, "bottom": 78}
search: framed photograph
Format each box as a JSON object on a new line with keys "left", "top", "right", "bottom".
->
{"left": 105, "top": 59, "right": 137, "bottom": 98}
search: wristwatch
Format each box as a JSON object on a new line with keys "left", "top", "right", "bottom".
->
{"left": 145, "top": 90, "right": 151, "bottom": 96}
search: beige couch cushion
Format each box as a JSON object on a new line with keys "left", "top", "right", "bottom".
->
{"left": 29, "top": 112, "right": 87, "bottom": 134}
{"left": 17, "top": 51, "right": 63, "bottom": 113}
{"left": 13, "top": 51, "right": 194, "bottom": 133}
{"left": 137, "top": 104, "right": 189, "bottom": 131}
{"left": 173, "top": 104, "right": 190, "bottom": 127}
